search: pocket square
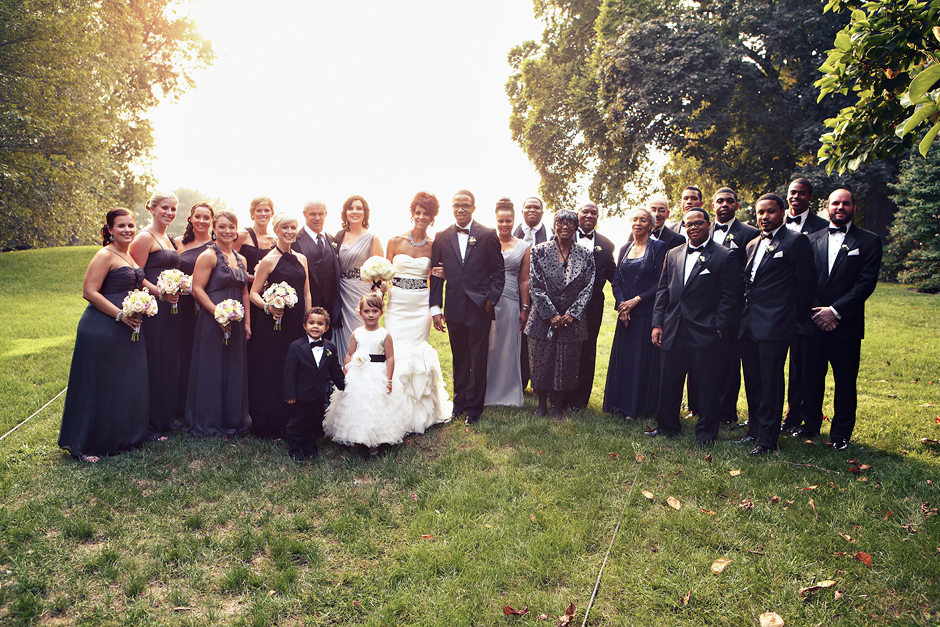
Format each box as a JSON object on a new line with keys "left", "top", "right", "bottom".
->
{"left": 773, "top": 251, "right": 784, "bottom": 258}
{"left": 729, "top": 241, "right": 739, "bottom": 250}
{"left": 847, "top": 248, "right": 860, "bottom": 256}
{"left": 699, "top": 268, "right": 711, "bottom": 275}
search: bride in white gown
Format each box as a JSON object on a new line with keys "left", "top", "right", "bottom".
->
{"left": 384, "top": 192, "right": 453, "bottom": 433}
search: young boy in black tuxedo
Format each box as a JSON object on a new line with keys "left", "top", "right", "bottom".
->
{"left": 283, "top": 307, "right": 345, "bottom": 461}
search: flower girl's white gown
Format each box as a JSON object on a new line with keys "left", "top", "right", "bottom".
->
{"left": 383, "top": 254, "right": 453, "bottom": 432}
{"left": 323, "top": 326, "right": 410, "bottom": 447}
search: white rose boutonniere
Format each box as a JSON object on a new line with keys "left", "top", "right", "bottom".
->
{"left": 594, "top": 245, "right": 602, "bottom": 253}
{"left": 840, "top": 244, "right": 850, "bottom": 252}
{"left": 766, "top": 244, "right": 777, "bottom": 254}
{"left": 725, "top": 233, "right": 735, "bottom": 243}
{"left": 325, "top": 349, "right": 332, "bottom": 357}
{"left": 698, "top": 255, "right": 707, "bottom": 265}
{"left": 331, "top": 242, "right": 338, "bottom": 249}
{"left": 468, "top": 236, "right": 477, "bottom": 247}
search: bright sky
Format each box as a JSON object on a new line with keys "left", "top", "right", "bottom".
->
{"left": 148, "top": 0, "right": 560, "bottom": 244}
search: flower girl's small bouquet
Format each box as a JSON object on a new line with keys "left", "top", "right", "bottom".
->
{"left": 121, "top": 288, "right": 158, "bottom": 341}
{"left": 261, "top": 281, "right": 299, "bottom": 330}
{"left": 214, "top": 299, "right": 245, "bottom": 345}
{"left": 156, "top": 268, "right": 188, "bottom": 314}
{"left": 360, "top": 256, "right": 395, "bottom": 291}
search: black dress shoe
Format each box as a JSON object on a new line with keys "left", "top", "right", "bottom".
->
{"left": 736, "top": 420, "right": 749, "bottom": 429}
{"left": 791, "top": 428, "right": 819, "bottom": 439}
{"left": 449, "top": 411, "right": 463, "bottom": 422}
{"left": 749, "top": 445, "right": 772, "bottom": 456}
{"left": 465, "top": 415, "right": 480, "bottom": 426}
{"left": 733, "top": 435, "right": 756, "bottom": 444}
{"left": 645, "top": 427, "right": 675, "bottom": 437}
{"left": 831, "top": 439, "right": 849, "bottom": 451}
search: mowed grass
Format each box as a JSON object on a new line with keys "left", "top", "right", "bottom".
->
{"left": 1, "top": 246, "right": 939, "bottom": 626}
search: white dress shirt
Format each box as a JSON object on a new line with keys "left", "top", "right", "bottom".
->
{"left": 684, "top": 244, "right": 705, "bottom": 284}
{"left": 785, "top": 210, "right": 810, "bottom": 233}
{"left": 576, "top": 229, "right": 595, "bottom": 251}
{"left": 827, "top": 222, "right": 851, "bottom": 273}
{"left": 304, "top": 225, "right": 325, "bottom": 247}
{"left": 749, "top": 225, "right": 783, "bottom": 282}
{"left": 309, "top": 338, "right": 324, "bottom": 366}
{"left": 712, "top": 218, "right": 735, "bottom": 245}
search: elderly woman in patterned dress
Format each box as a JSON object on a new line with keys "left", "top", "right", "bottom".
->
{"left": 524, "top": 209, "right": 595, "bottom": 419}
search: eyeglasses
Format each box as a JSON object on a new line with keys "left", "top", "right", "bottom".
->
{"left": 684, "top": 220, "right": 708, "bottom": 229}
{"left": 453, "top": 203, "right": 473, "bottom": 210}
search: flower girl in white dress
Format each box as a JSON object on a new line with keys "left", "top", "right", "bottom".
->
{"left": 323, "top": 291, "right": 409, "bottom": 453}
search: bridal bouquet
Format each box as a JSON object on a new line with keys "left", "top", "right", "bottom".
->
{"left": 156, "top": 268, "right": 188, "bottom": 314}
{"left": 360, "top": 256, "right": 395, "bottom": 290}
{"left": 261, "top": 281, "right": 299, "bottom": 330}
{"left": 214, "top": 299, "right": 245, "bottom": 345}
{"left": 122, "top": 288, "right": 159, "bottom": 341}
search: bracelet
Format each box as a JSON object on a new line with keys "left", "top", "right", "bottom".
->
{"left": 115, "top": 311, "right": 124, "bottom": 322}
{"left": 521, "top": 304, "right": 530, "bottom": 311}
{"left": 634, "top": 296, "right": 640, "bottom": 304}
{"left": 264, "top": 304, "right": 269, "bottom": 314}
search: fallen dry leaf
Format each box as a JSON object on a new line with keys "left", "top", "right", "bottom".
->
{"left": 700, "top": 508, "right": 717, "bottom": 515}
{"left": 771, "top": 496, "right": 781, "bottom": 504}
{"left": 800, "top": 485, "right": 819, "bottom": 491}
{"left": 858, "top": 464, "right": 872, "bottom": 471}
{"left": 642, "top": 490, "right": 655, "bottom": 500}
{"left": 759, "top": 611, "right": 785, "bottom": 627}
{"left": 730, "top": 469, "right": 741, "bottom": 477}
{"left": 846, "top": 459, "right": 859, "bottom": 465}
{"left": 421, "top": 534, "right": 433, "bottom": 540}
{"left": 854, "top": 551, "right": 872, "bottom": 567}
{"left": 885, "top": 510, "right": 893, "bottom": 520}
{"left": 268, "top": 590, "right": 276, "bottom": 596}
{"left": 411, "top": 493, "right": 418, "bottom": 502}
{"left": 922, "top": 438, "right": 940, "bottom": 445}
{"left": 799, "top": 580, "right": 837, "bottom": 596}
{"left": 928, "top": 480, "right": 935, "bottom": 486}
{"left": 838, "top": 533, "right": 856, "bottom": 543}
{"left": 834, "top": 590, "right": 843, "bottom": 600}
{"left": 705, "top": 454, "right": 712, "bottom": 462}
{"left": 711, "top": 558, "right": 732, "bottom": 574}
{"left": 680, "top": 589, "right": 692, "bottom": 606}
{"left": 530, "top": 514, "right": 537, "bottom": 523}
{"left": 172, "top": 607, "right": 194, "bottom": 612}
{"left": 848, "top": 466, "right": 861, "bottom": 474}
{"left": 901, "top": 523, "right": 918, "bottom": 533}
{"left": 353, "top": 601, "right": 361, "bottom": 606}
{"left": 746, "top": 548, "right": 765, "bottom": 555}
{"left": 667, "top": 496, "right": 682, "bottom": 510}
{"left": 810, "top": 499, "right": 818, "bottom": 518}
{"left": 537, "top": 614, "right": 549, "bottom": 621}
{"left": 739, "top": 499, "right": 754, "bottom": 510}
{"left": 609, "top": 452, "right": 619, "bottom": 458}
{"left": 503, "top": 605, "right": 528, "bottom": 616}
{"left": 557, "top": 602, "right": 576, "bottom": 627}
{"left": 636, "top": 453, "right": 645, "bottom": 463}
{"left": 921, "top": 403, "right": 936, "bottom": 407}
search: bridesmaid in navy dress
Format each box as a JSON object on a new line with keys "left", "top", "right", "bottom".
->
{"left": 247, "top": 213, "right": 312, "bottom": 438}
{"left": 176, "top": 202, "right": 215, "bottom": 418}
{"left": 129, "top": 190, "right": 181, "bottom": 438}
{"left": 603, "top": 207, "right": 667, "bottom": 420}
{"left": 59, "top": 209, "right": 152, "bottom": 461}
{"left": 185, "top": 211, "right": 252, "bottom": 437}
{"left": 235, "top": 196, "right": 276, "bottom": 278}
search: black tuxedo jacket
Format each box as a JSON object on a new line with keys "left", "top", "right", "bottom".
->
{"left": 711, "top": 219, "right": 759, "bottom": 267}
{"left": 583, "top": 232, "right": 616, "bottom": 309}
{"left": 283, "top": 337, "right": 345, "bottom": 402}
{"left": 739, "top": 228, "right": 816, "bottom": 342}
{"left": 430, "top": 220, "right": 505, "bottom": 325}
{"left": 652, "top": 240, "right": 743, "bottom": 352}
{"left": 798, "top": 224, "right": 882, "bottom": 340}
{"left": 513, "top": 223, "right": 552, "bottom": 244}
{"left": 631, "top": 226, "right": 684, "bottom": 250}
{"left": 789, "top": 211, "right": 829, "bottom": 235}
{"left": 293, "top": 229, "right": 342, "bottom": 325}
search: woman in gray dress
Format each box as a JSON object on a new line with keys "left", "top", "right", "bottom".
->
{"left": 524, "top": 209, "right": 594, "bottom": 419}
{"left": 333, "top": 195, "right": 384, "bottom": 360}
{"left": 485, "top": 198, "right": 530, "bottom": 407}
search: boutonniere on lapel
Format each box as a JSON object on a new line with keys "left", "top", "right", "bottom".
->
{"left": 765, "top": 244, "right": 777, "bottom": 254}
{"left": 594, "top": 245, "right": 602, "bottom": 253}
{"left": 468, "top": 236, "right": 477, "bottom": 247}
{"left": 331, "top": 242, "right": 338, "bottom": 249}
{"left": 697, "top": 255, "right": 707, "bottom": 265}
{"left": 725, "top": 233, "right": 734, "bottom": 243}
{"left": 325, "top": 349, "right": 332, "bottom": 357}
{"left": 840, "top": 244, "right": 850, "bottom": 252}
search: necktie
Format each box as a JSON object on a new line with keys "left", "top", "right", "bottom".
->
{"left": 787, "top": 215, "right": 802, "bottom": 225}
{"left": 761, "top": 231, "right": 773, "bottom": 239}
{"left": 457, "top": 228, "right": 470, "bottom": 235}
{"left": 829, "top": 225, "right": 847, "bottom": 234}
{"left": 524, "top": 228, "right": 534, "bottom": 244}
{"left": 715, "top": 223, "right": 729, "bottom": 232}
{"left": 687, "top": 246, "right": 704, "bottom": 255}
{"left": 315, "top": 234, "right": 323, "bottom": 250}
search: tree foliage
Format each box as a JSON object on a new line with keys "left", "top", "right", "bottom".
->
{"left": 507, "top": 0, "right": 887, "bottom": 214}
{"left": 882, "top": 146, "right": 940, "bottom": 292}
{"left": 0, "top": 0, "right": 213, "bottom": 250}
{"left": 815, "top": 0, "right": 940, "bottom": 174}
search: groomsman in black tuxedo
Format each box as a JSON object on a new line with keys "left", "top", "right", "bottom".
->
{"left": 570, "top": 201, "right": 616, "bottom": 409}
{"left": 513, "top": 196, "right": 552, "bottom": 391}
{"left": 780, "top": 178, "right": 830, "bottom": 431}
{"left": 430, "top": 190, "right": 505, "bottom": 425}
{"left": 736, "top": 193, "right": 815, "bottom": 455}
{"left": 794, "top": 189, "right": 882, "bottom": 450}
{"left": 709, "top": 188, "right": 759, "bottom": 426}
{"left": 293, "top": 201, "right": 342, "bottom": 337}
{"left": 649, "top": 208, "right": 743, "bottom": 444}
{"left": 668, "top": 186, "right": 705, "bottom": 240}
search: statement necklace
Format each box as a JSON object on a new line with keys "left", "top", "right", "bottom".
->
{"left": 408, "top": 231, "right": 429, "bottom": 247}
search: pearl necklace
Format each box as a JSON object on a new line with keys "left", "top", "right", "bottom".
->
{"left": 408, "top": 231, "right": 429, "bottom": 247}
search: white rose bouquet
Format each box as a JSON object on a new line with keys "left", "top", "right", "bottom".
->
{"left": 213, "top": 299, "right": 245, "bottom": 345}
{"left": 121, "top": 288, "right": 159, "bottom": 341}
{"left": 261, "top": 281, "right": 299, "bottom": 330}
{"left": 360, "top": 256, "right": 395, "bottom": 291}
{"left": 156, "top": 268, "right": 188, "bottom": 314}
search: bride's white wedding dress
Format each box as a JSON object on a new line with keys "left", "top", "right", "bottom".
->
{"left": 384, "top": 254, "right": 452, "bottom": 433}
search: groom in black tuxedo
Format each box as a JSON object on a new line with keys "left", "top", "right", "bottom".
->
{"left": 293, "top": 201, "right": 342, "bottom": 336}
{"left": 794, "top": 189, "right": 882, "bottom": 450}
{"left": 430, "top": 190, "right": 505, "bottom": 425}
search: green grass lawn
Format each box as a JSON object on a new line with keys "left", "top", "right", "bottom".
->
{"left": 1, "top": 246, "right": 939, "bottom": 626}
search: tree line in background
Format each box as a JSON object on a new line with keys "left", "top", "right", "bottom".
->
{"left": 507, "top": 0, "right": 940, "bottom": 291}
{"left": 0, "top": 0, "right": 213, "bottom": 251}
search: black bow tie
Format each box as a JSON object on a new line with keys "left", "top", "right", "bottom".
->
{"left": 687, "top": 246, "right": 704, "bottom": 255}
{"left": 828, "top": 225, "right": 847, "bottom": 234}
{"left": 579, "top": 230, "right": 593, "bottom": 239}
{"left": 714, "top": 223, "right": 729, "bottom": 232}
{"left": 786, "top": 215, "right": 802, "bottom": 225}
{"left": 457, "top": 227, "right": 470, "bottom": 235}
{"left": 761, "top": 231, "right": 774, "bottom": 239}
{"left": 309, "top": 339, "right": 324, "bottom": 348}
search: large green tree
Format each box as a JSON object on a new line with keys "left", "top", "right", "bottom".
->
{"left": 0, "top": 0, "right": 213, "bottom": 250}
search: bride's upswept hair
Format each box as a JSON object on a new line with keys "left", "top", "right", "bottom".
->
{"left": 358, "top": 291, "right": 384, "bottom": 312}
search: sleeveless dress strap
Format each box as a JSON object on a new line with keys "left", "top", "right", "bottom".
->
{"left": 145, "top": 230, "right": 169, "bottom": 250}
{"left": 104, "top": 248, "right": 135, "bottom": 269}
{"left": 247, "top": 229, "right": 259, "bottom": 247}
